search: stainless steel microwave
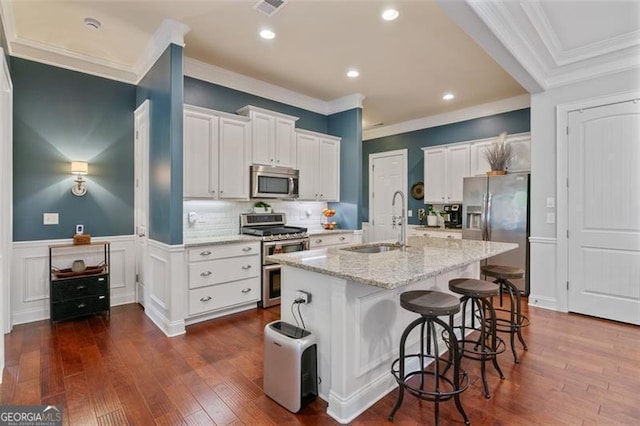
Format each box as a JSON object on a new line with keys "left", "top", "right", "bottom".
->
{"left": 251, "top": 165, "right": 299, "bottom": 199}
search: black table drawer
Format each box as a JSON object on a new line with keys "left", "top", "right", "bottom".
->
{"left": 51, "top": 294, "right": 109, "bottom": 321}
{"left": 51, "top": 274, "right": 109, "bottom": 301}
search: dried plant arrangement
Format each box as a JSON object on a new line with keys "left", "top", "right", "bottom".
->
{"left": 484, "top": 131, "right": 512, "bottom": 172}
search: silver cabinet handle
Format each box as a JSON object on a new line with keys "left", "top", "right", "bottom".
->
{"left": 220, "top": 190, "right": 224, "bottom": 193}
{"left": 77, "top": 303, "right": 87, "bottom": 309}
{"left": 241, "top": 265, "right": 252, "bottom": 270}
{"left": 76, "top": 285, "right": 87, "bottom": 290}
{"left": 241, "top": 288, "right": 252, "bottom": 294}
{"left": 200, "top": 250, "right": 212, "bottom": 256}
{"left": 315, "top": 239, "right": 323, "bottom": 244}
{"left": 98, "top": 277, "right": 105, "bottom": 281}
{"left": 339, "top": 236, "right": 346, "bottom": 241}
{"left": 200, "top": 296, "right": 212, "bottom": 302}
{"left": 242, "top": 246, "right": 252, "bottom": 252}
{"left": 200, "top": 271, "right": 212, "bottom": 277}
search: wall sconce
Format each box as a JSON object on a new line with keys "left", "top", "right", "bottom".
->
{"left": 71, "top": 161, "right": 88, "bottom": 196}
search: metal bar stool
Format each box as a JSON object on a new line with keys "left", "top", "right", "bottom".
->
{"left": 389, "top": 290, "right": 470, "bottom": 425}
{"left": 481, "top": 265, "right": 530, "bottom": 363}
{"left": 448, "top": 278, "right": 506, "bottom": 399}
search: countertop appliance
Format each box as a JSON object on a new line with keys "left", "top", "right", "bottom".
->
{"left": 443, "top": 204, "right": 462, "bottom": 229}
{"left": 462, "top": 173, "right": 530, "bottom": 295}
{"left": 251, "top": 164, "right": 299, "bottom": 199}
{"left": 240, "top": 213, "right": 309, "bottom": 307}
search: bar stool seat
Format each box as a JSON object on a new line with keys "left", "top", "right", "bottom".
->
{"left": 389, "top": 290, "right": 470, "bottom": 425}
{"left": 449, "top": 278, "right": 506, "bottom": 399}
{"left": 481, "top": 265, "right": 530, "bottom": 363}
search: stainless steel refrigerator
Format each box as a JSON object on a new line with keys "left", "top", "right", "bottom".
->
{"left": 462, "top": 173, "right": 530, "bottom": 295}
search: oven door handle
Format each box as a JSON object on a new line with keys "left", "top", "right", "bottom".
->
{"left": 263, "top": 238, "right": 309, "bottom": 248}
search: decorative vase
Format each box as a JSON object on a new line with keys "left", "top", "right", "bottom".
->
{"left": 487, "top": 170, "right": 507, "bottom": 176}
{"left": 427, "top": 215, "right": 438, "bottom": 227}
{"left": 71, "top": 259, "right": 86, "bottom": 272}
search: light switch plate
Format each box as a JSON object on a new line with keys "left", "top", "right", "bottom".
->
{"left": 546, "top": 212, "right": 555, "bottom": 224}
{"left": 407, "top": 209, "right": 413, "bottom": 217}
{"left": 44, "top": 213, "right": 59, "bottom": 225}
{"left": 546, "top": 197, "right": 555, "bottom": 208}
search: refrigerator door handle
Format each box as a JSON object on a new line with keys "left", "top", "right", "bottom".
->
{"left": 486, "top": 193, "right": 493, "bottom": 240}
{"left": 481, "top": 193, "right": 487, "bottom": 240}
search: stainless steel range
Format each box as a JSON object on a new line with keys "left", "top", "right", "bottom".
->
{"left": 240, "top": 213, "right": 309, "bottom": 308}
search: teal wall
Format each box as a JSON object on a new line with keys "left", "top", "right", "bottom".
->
{"left": 184, "top": 77, "right": 328, "bottom": 133}
{"left": 328, "top": 108, "right": 362, "bottom": 230}
{"left": 362, "top": 108, "right": 531, "bottom": 224}
{"left": 136, "top": 44, "right": 184, "bottom": 245}
{"left": 11, "top": 57, "right": 136, "bottom": 241}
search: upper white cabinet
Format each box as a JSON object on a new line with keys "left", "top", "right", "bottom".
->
{"left": 237, "top": 105, "right": 299, "bottom": 168}
{"left": 296, "top": 129, "right": 341, "bottom": 201}
{"left": 423, "top": 144, "right": 469, "bottom": 203}
{"left": 470, "top": 132, "right": 531, "bottom": 176}
{"left": 184, "top": 105, "right": 251, "bottom": 199}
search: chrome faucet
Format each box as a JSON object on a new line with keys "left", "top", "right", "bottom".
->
{"left": 392, "top": 190, "right": 407, "bottom": 251}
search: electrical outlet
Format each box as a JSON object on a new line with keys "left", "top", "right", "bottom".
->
{"left": 546, "top": 197, "right": 555, "bottom": 208}
{"left": 75, "top": 224, "right": 84, "bottom": 234}
{"left": 296, "top": 290, "right": 312, "bottom": 304}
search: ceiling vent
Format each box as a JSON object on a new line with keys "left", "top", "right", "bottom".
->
{"left": 254, "top": 0, "right": 287, "bottom": 17}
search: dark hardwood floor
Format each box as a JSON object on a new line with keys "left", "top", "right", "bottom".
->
{"left": 2, "top": 300, "right": 639, "bottom": 425}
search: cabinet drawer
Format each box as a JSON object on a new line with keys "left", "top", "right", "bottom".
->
{"left": 52, "top": 294, "right": 109, "bottom": 321}
{"left": 187, "top": 242, "right": 259, "bottom": 262}
{"left": 188, "top": 278, "right": 259, "bottom": 316}
{"left": 310, "top": 233, "right": 352, "bottom": 248}
{"left": 51, "top": 274, "right": 109, "bottom": 301}
{"left": 188, "top": 255, "right": 259, "bottom": 289}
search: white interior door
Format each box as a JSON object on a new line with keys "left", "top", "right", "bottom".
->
{"left": 567, "top": 100, "right": 640, "bottom": 325}
{"left": 134, "top": 101, "right": 150, "bottom": 307}
{"left": 369, "top": 150, "right": 407, "bottom": 243}
{"left": 0, "top": 48, "right": 13, "bottom": 379}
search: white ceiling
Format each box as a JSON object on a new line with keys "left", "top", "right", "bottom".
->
{"left": 1, "top": 0, "right": 638, "bottom": 135}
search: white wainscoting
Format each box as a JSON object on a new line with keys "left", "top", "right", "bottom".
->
{"left": 529, "top": 236, "right": 558, "bottom": 311}
{"left": 10, "top": 235, "right": 136, "bottom": 325}
{"left": 145, "top": 239, "right": 186, "bottom": 337}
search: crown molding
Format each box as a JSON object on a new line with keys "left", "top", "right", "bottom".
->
{"left": 132, "top": 19, "right": 190, "bottom": 84}
{"left": 522, "top": 2, "right": 640, "bottom": 68}
{"left": 363, "top": 94, "right": 530, "bottom": 141}
{"left": 327, "top": 93, "right": 365, "bottom": 115}
{"left": 184, "top": 57, "right": 330, "bottom": 115}
{"left": 0, "top": 1, "right": 188, "bottom": 84}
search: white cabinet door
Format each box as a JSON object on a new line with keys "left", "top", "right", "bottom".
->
{"left": 274, "top": 118, "right": 296, "bottom": 168}
{"left": 507, "top": 135, "right": 531, "bottom": 173}
{"left": 250, "top": 111, "right": 273, "bottom": 166}
{"left": 318, "top": 137, "right": 340, "bottom": 201}
{"left": 184, "top": 110, "right": 217, "bottom": 198}
{"left": 296, "top": 132, "right": 318, "bottom": 200}
{"left": 446, "top": 144, "right": 469, "bottom": 203}
{"left": 218, "top": 117, "right": 250, "bottom": 199}
{"left": 424, "top": 148, "right": 446, "bottom": 203}
{"left": 470, "top": 140, "right": 493, "bottom": 176}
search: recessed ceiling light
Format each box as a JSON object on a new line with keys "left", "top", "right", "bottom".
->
{"left": 442, "top": 93, "right": 455, "bottom": 100}
{"left": 382, "top": 9, "right": 399, "bottom": 21}
{"left": 347, "top": 69, "right": 360, "bottom": 78}
{"left": 259, "top": 29, "right": 276, "bottom": 40}
{"left": 84, "top": 17, "right": 101, "bottom": 30}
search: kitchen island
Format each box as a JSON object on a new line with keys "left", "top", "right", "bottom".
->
{"left": 266, "top": 236, "right": 517, "bottom": 424}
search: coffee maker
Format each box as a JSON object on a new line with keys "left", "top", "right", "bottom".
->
{"left": 443, "top": 204, "right": 462, "bottom": 229}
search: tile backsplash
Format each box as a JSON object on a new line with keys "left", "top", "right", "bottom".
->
{"left": 183, "top": 200, "right": 329, "bottom": 241}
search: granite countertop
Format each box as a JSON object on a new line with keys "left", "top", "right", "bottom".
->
{"left": 266, "top": 236, "right": 517, "bottom": 290}
{"left": 184, "top": 234, "right": 261, "bottom": 248}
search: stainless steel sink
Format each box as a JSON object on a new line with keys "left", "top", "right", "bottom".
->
{"left": 341, "top": 243, "right": 402, "bottom": 254}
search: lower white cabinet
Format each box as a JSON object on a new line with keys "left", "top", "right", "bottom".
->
{"left": 186, "top": 242, "right": 260, "bottom": 318}
{"left": 310, "top": 232, "right": 361, "bottom": 248}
